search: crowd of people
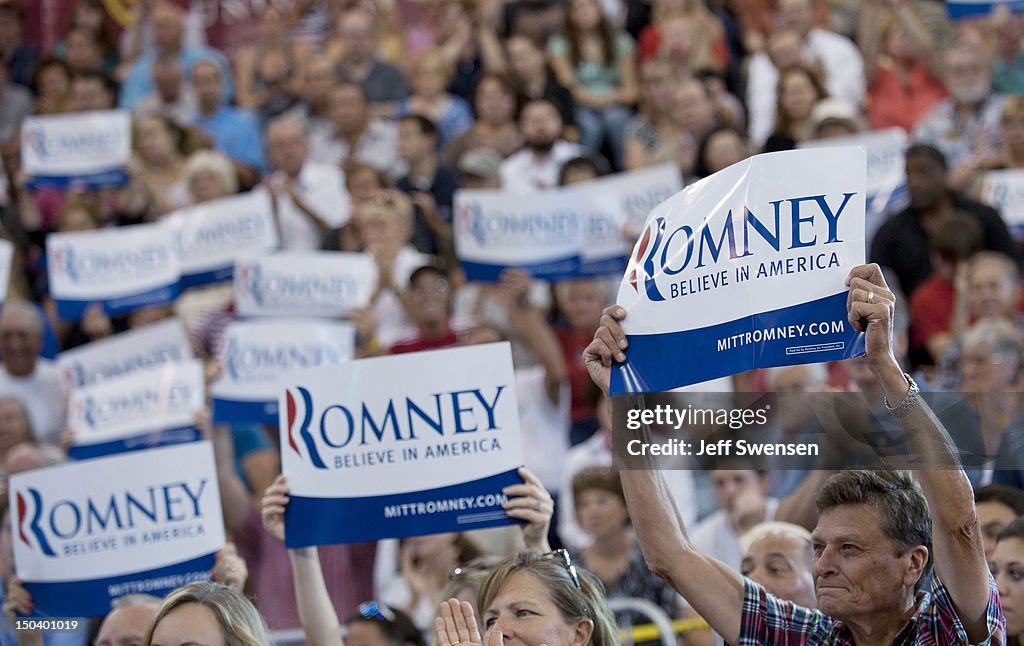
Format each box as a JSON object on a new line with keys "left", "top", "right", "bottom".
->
{"left": 2, "top": 0, "right": 1024, "bottom": 644}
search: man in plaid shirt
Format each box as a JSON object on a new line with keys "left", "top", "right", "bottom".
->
{"left": 584, "top": 264, "right": 1005, "bottom": 645}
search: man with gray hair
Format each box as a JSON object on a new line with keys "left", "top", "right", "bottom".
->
{"left": 264, "top": 116, "right": 352, "bottom": 250}
{"left": 0, "top": 302, "right": 65, "bottom": 444}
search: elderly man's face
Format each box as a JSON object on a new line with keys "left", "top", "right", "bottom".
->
{"left": 742, "top": 531, "right": 816, "bottom": 608}
{"left": 268, "top": 122, "right": 309, "bottom": 177}
{"left": 811, "top": 504, "right": 926, "bottom": 621}
{"left": 96, "top": 604, "right": 160, "bottom": 646}
{"left": 0, "top": 309, "right": 42, "bottom": 377}
{"left": 969, "top": 259, "right": 1019, "bottom": 320}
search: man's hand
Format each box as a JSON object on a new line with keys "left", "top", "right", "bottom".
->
{"left": 583, "top": 305, "right": 628, "bottom": 396}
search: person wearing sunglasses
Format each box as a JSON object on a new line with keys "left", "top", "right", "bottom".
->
{"left": 260, "top": 465, "right": 554, "bottom": 646}
{"left": 434, "top": 550, "right": 618, "bottom": 646}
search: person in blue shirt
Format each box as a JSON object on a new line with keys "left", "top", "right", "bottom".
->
{"left": 191, "top": 60, "right": 267, "bottom": 183}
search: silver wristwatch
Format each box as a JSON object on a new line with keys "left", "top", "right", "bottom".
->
{"left": 884, "top": 373, "right": 920, "bottom": 419}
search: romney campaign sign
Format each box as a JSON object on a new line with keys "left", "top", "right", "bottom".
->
{"left": 164, "top": 188, "right": 279, "bottom": 288}
{"left": 67, "top": 360, "right": 204, "bottom": 460}
{"left": 947, "top": 0, "right": 1024, "bottom": 19}
{"left": 21, "top": 110, "right": 131, "bottom": 189}
{"left": 234, "top": 251, "right": 378, "bottom": 319}
{"left": 612, "top": 147, "right": 866, "bottom": 394}
{"left": 10, "top": 442, "right": 224, "bottom": 618}
{"left": 47, "top": 223, "right": 180, "bottom": 320}
{"left": 57, "top": 318, "right": 193, "bottom": 389}
{"left": 281, "top": 342, "right": 525, "bottom": 546}
{"left": 212, "top": 319, "right": 355, "bottom": 424}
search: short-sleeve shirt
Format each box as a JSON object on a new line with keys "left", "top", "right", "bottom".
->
{"left": 739, "top": 574, "right": 1005, "bottom": 645}
{"left": 547, "top": 33, "right": 635, "bottom": 97}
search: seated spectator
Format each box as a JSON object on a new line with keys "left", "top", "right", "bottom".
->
{"left": 335, "top": 8, "right": 411, "bottom": 114}
{"left": 993, "top": 6, "right": 1024, "bottom": 95}
{"left": 623, "top": 60, "right": 680, "bottom": 171}
{"left": 310, "top": 82, "right": 401, "bottom": 180}
{"left": 738, "top": 521, "right": 816, "bottom": 608}
{"left": 692, "top": 126, "right": 749, "bottom": 180}
{"left": 762, "top": 65, "right": 829, "bottom": 153}
{"left": 129, "top": 114, "right": 194, "bottom": 217}
{"left": 858, "top": 0, "right": 945, "bottom": 133}
{"left": 31, "top": 57, "right": 72, "bottom": 115}
{"left": 0, "top": 302, "right": 66, "bottom": 444}
{"left": 52, "top": 0, "right": 120, "bottom": 76}
{"left": 975, "top": 484, "right": 1024, "bottom": 561}
{"left": 389, "top": 264, "right": 459, "bottom": 354}
{"left": 914, "top": 42, "right": 1006, "bottom": 170}
{"left": 133, "top": 52, "right": 198, "bottom": 125}
{"left": 500, "top": 98, "right": 586, "bottom": 191}
{"left": 144, "top": 582, "right": 272, "bottom": 645}
{"left": 991, "top": 518, "right": 1024, "bottom": 644}
{"left": 956, "top": 94, "right": 1024, "bottom": 196}
{"left": 456, "top": 147, "right": 504, "bottom": 189}
{"left": 0, "top": 397, "right": 35, "bottom": 479}
{"left": 808, "top": 97, "right": 866, "bottom": 141}
{"left": 692, "top": 469, "right": 779, "bottom": 572}
{"left": 909, "top": 215, "right": 984, "bottom": 364}
{"left": 548, "top": 0, "right": 638, "bottom": 167}
{"left": 70, "top": 70, "right": 117, "bottom": 112}
{"left": 502, "top": 34, "right": 576, "bottom": 138}
{"left": 396, "top": 114, "right": 457, "bottom": 258}
{"left": 264, "top": 116, "right": 351, "bottom": 251}
{"left": 571, "top": 466, "right": 680, "bottom": 623}
{"left": 443, "top": 74, "right": 523, "bottom": 167}
{"left": 0, "top": 2, "right": 35, "bottom": 89}
{"left": 183, "top": 149, "right": 239, "bottom": 205}
{"left": 500, "top": 0, "right": 566, "bottom": 44}
{"left": 870, "top": 144, "right": 1018, "bottom": 297}
{"left": 285, "top": 56, "right": 338, "bottom": 144}
{"left": 637, "top": 0, "right": 726, "bottom": 71}
{"left": 234, "top": 5, "right": 306, "bottom": 123}
{"left": 191, "top": 59, "right": 266, "bottom": 178}
{"left": 117, "top": 0, "right": 233, "bottom": 111}
{"left": 669, "top": 77, "right": 720, "bottom": 178}
{"left": 395, "top": 48, "right": 474, "bottom": 152}
{"left": 61, "top": 26, "right": 106, "bottom": 75}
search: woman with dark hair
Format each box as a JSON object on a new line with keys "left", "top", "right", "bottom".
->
{"left": 693, "top": 126, "right": 749, "bottom": 180}
{"left": 131, "top": 114, "right": 193, "bottom": 216}
{"left": 443, "top": 73, "right": 523, "bottom": 166}
{"left": 990, "top": 517, "right": 1024, "bottom": 645}
{"left": 54, "top": 0, "right": 121, "bottom": 75}
{"left": 31, "top": 57, "right": 73, "bottom": 115}
{"left": 548, "top": 0, "right": 638, "bottom": 167}
{"left": 762, "top": 65, "right": 828, "bottom": 153}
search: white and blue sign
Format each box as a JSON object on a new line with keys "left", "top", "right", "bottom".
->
{"left": 612, "top": 147, "right": 867, "bottom": 394}
{"left": 10, "top": 442, "right": 224, "bottom": 618}
{"left": 280, "top": 342, "right": 525, "bottom": 546}
{"left": 21, "top": 110, "right": 131, "bottom": 189}
{"left": 212, "top": 319, "right": 355, "bottom": 424}
{"left": 947, "top": 0, "right": 1024, "bottom": 19}
{"left": 982, "top": 169, "right": 1024, "bottom": 238}
{"left": 234, "top": 251, "right": 378, "bottom": 319}
{"left": 57, "top": 318, "right": 193, "bottom": 389}
{"left": 454, "top": 166, "right": 681, "bottom": 281}
{"left": 67, "top": 360, "right": 204, "bottom": 460}
{"left": 47, "top": 224, "right": 180, "bottom": 320}
{"left": 164, "top": 188, "right": 279, "bottom": 288}
{"left": 802, "top": 127, "right": 908, "bottom": 244}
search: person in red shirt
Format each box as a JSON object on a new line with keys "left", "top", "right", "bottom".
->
{"left": 389, "top": 264, "right": 459, "bottom": 354}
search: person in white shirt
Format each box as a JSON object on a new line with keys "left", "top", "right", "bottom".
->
{"left": 691, "top": 469, "right": 779, "bottom": 572}
{"left": 309, "top": 82, "right": 401, "bottom": 179}
{"left": 264, "top": 117, "right": 352, "bottom": 250}
{"left": 0, "top": 302, "right": 66, "bottom": 444}
{"left": 500, "top": 98, "right": 585, "bottom": 192}
{"left": 745, "top": 0, "right": 865, "bottom": 148}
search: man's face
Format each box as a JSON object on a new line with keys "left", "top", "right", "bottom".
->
{"left": 969, "top": 259, "right": 1019, "bottom": 319}
{"left": 330, "top": 86, "right": 369, "bottom": 134}
{"left": 398, "top": 120, "right": 433, "bottom": 164}
{"left": 192, "top": 62, "right": 222, "bottom": 108}
{"left": 979, "top": 500, "right": 1018, "bottom": 561}
{"left": 0, "top": 310, "right": 41, "bottom": 377}
{"left": 339, "top": 13, "right": 376, "bottom": 62}
{"left": 152, "top": 61, "right": 183, "bottom": 100}
{"left": 305, "top": 59, "right": 337, "bottom": 103}
{"left": 520, "top": 102, "right": 562, "bottom": 151}
{"left": 72, "top": 78, "right": 111, "bottom": 111}
{"left": 268, "top": 123, "right": 309, "bottom": 176}
{"left": 672, "top": 80, "right": 714, "bottom": 135}
{"left": 905, "top": 154, "right": 946, "bottom": 209}
{"left": 811, "top": 504, "right": 925, "bottom": 620}
{"left": 742, "top": 532, "right": 816, "bottom": 608}
{"left": 944, "top": 49, "right": 993, "bottom": 107}
{"left": 96, "top": 604, "right": 160, "bottom": 646}
{"left": 151, "top": 3, "right": 184, "bottom": 50}
{"left": 710, "top": 470, "right": 763, "bottom": 514}
{"left": 506, "top": 37, "right": 543, "bottom": 80}
{"left": 408, "top": 271, "right": 451, "bottom": 327}
{"left": 775, "top": 0, "right": 814, "bottom": 38}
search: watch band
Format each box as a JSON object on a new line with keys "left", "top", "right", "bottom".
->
{"left": 884, "top": 372, "right": 920, "bottom": 419}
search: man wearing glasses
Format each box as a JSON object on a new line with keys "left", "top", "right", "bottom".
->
{"left": 583, "top": 264, "right": 1006, "bottom": 645}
